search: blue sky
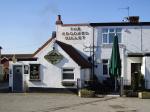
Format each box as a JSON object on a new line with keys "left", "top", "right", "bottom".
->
{"left": 0, "top": 0, "right": 150, "bottom": 54}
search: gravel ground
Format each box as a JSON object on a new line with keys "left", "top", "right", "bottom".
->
{"left": 0, "top": 93, "right": 150, "bottom": 112}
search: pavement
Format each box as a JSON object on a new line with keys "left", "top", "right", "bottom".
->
{"left": 0, "top": 93, "right": 150, "bottom": 112}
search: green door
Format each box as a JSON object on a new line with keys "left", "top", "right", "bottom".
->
{"left": 13, "top": 65, "right": 23, "bottom": 92}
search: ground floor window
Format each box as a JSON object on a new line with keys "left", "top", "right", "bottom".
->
{"left": 24, "top": 65, "right": 29, "bottom": 74}
{"left": 102, "top": 59, "right": 109, "bottom": 76}
{"left": 62, "top": 68, "right": 75, "bottom": 86}
{"left": 30, "top": 64, "right": 40, "bottom": 80}
{"left": 62, "top": 68, "right": 74, "bottom": 80}
{"left": 0, "top": 65, "right": 4, "bottom": 81}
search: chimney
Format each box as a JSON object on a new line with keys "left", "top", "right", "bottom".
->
{"left": 56, "top": 15, "right": 63, "bottom": 25}
{"left": 128, "top": 16, "right": 139, "bottom": 23}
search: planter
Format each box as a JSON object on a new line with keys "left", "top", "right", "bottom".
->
{"left": 78, "top": 89, "right": 95, "bottom": 98}
{"left": 124, "top": 90, "right": 138, "bottom": 97}
{"left": 61, "top": 81, "right": 75, "bottom": 87}
{"left": 138, "top": 92, "right": 150, "bottom": 99}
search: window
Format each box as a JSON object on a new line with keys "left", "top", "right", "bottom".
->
{"left": 30, "top": 64, "right": 40, "bottom": 80}
{"left": 102, "top": 60, "right": 109, "bottom": 76}
{"left": 62, "top": 68, "right": 74, "bottom": 80}
{"left": 0, "top": 65, "right": 3, "bottom": 75}
{"left": 24, "top": 65, "right": 29, "bottom": 74}
{"left": 0, "top": 65, "right": 4, "bottom": 81}
{"left": 102, "top": 28, "right": 122, "bottom": 44}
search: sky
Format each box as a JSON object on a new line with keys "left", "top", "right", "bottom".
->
{"left": 0, "top": 0, "right": 150, "bottom": 54}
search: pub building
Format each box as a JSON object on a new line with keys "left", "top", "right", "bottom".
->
{"left": 1, "top": 15, "right": 150, "bottom": 92}
{"left": 0, "top": 15, "right": 92, "bottom": 92}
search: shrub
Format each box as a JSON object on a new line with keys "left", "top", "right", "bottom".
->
{"left": 139, "top": 75, "right": 145, "bottom": 90}
{"left": 131, "top": 72, "right": 145, "bottom": 91}
{"left": 79, "top": 89, "right": 95, "bottom": 98}
{"left": 124, "top": 90, "right": 138, "bottom": 97}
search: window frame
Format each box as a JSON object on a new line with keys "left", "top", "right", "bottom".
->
{"left": 62, "top": 68, "right": 75, "bottom": 81}
{"left": 29, "top": 64, "right": 40, "bottom": 81}
{"left": 24, "top": 65, "right": 29, "bottom": 74}
{"left": 0, "top": 65, "right": 4, "bottom": 75}
{"left": 102, "top": 59, "right": 109, "bottom": 76}
{"left": 102, "top": 28, "right": 122, "bottom": 44}
{"left": 0, "top": 65, "right": 4, "bottom": 81}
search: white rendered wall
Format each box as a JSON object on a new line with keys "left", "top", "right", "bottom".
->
{"left": 141, "top": 57, "right": 146, "bottom": 76}
{"left": 9, "top": 38, "right": 91, "bottom": 89}
{"left": 56, "top": 25, "right": 94, "bottom": 57}
{"left": 145, "top": 57, "right": 150, "bottom": 89}
{"left": 31, "top": 40, "right": 82, "bottom": 88}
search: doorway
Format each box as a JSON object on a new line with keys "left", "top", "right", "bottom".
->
{"left": 13, "top": 65, "right": 23, "bottom": 92}
{"left": 131, "top": 63, "right": 141, "bottom": 86}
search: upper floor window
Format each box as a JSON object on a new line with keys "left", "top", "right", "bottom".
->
{"left": 102, "top": 28, "right": 122, "bottom": 44}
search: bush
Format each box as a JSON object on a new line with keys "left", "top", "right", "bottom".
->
{"left": 131, "top": 72, "right": 145, "bottom": 91}
{"left": 140, "top": 75, "right": 145, "bottom": 90}
{"left": 78, "top": 89, "right": 95, "bottom": 98}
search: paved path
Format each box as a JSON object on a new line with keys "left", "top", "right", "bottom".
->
{"left": 0, "top": 93, "right": 150, "bottom": 112}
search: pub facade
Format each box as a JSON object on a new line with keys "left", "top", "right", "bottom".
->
{"left": 1, "top": 15, "right": 150, "bottom": 92}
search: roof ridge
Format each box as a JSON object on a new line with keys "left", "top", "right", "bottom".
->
{"left": 33, "top": 37, "right": 55, "bottom": 56}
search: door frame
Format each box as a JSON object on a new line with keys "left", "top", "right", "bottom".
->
{"left": 12, "top": 64, "right": 24, "bottom": 92}
{"left": 131, "top": 63, "right": 141, "bottom": 86}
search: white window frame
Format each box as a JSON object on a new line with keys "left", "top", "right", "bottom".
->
{"left": 102, "top": 59, "right": 109, "bottom": 76}
{"left": 102, "top": 28, "right": 122, "bottom": 44}
{"left": 24, "top": 65, "right": 29, "bottom": 74}
{"left": 62, "top": 68, "right": 75, "bottom": 81}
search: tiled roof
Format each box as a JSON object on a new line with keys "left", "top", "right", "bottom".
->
{"left": 56, "top": 40, "right": 91, "bottom": 68}
{"left": 58, "top": 22, "right": 150, "bottom": 27}
{"left": 62, "top": 23, "right": 89, "bottom": 26}
{"left": 1, "top": 54, "right": 37, "bottom": 61}
{"left": 90, "top": 22, "right": 150, "bottom": 26}
{"left": 128, "top": 52, "right": 150, "bottom": 57}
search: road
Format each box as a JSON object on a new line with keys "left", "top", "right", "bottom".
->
{"left": 0, "top": 93, "right": 150, "bottom": 112}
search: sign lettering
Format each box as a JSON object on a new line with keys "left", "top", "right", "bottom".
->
{"left": 62, "top": 27, "right": 90, "bottom": 40}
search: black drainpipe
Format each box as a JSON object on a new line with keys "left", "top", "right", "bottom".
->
{"left": 92, "top": 27, "right": 95, "bottom": 81}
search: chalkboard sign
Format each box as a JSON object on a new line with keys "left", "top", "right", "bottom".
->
{"left": 30, "top": 64, "right": 40, "bottom": 80}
